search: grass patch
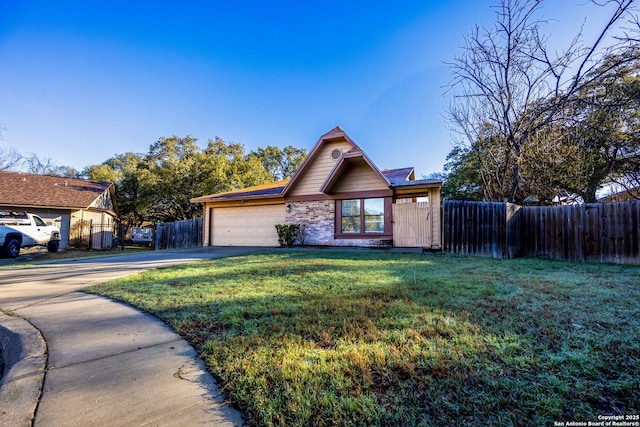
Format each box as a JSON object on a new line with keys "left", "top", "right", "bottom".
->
{"left": 88, "top": 250, "right": 640, "bottom": 426}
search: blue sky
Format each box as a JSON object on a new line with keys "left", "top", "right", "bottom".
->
{"left": 0, "top": 1, "right": 618, "bottom": 177}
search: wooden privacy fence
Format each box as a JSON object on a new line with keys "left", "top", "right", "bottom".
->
{"left": 392, "top": 202, "right": 433, "bottom": 248}
{"left": 155, "top": 217, "right": 203, "bottom": 250}
{"left": 443, "top": 200, "right": 640, "bottom": 265}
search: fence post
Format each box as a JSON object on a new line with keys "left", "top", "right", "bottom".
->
{"left": 505, "top": 203, "right": 522, "bottom": 259}
{"left": 155, "top": 223, "right": 162, "bottom": 251}
{"left": 88, "top": 219, "right": 93, "bottom": 250}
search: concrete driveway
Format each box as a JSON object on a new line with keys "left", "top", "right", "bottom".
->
{"left": 0, "top": 247, "right": 261, "bottom": 427}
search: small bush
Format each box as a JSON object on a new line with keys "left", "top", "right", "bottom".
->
{"left": 275, "top": 224, "right": 300, "bottom": 247}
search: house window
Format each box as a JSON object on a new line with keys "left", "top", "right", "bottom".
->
{"left": 364, "top": 198, "right": 384, "bottom": 232}
{"left": 341, "top": 199, "right": 361, "bottom": 233}
{"left": 338, "top": 198, "right": 387, "bottom": 236}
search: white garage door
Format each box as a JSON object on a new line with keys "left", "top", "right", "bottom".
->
{"left": 211, "top": 205, "right": 285, "bottom": 246}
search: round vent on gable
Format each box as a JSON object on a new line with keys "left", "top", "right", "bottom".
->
{"left": 330, "top": 149, "right": 342, "bottom": 160}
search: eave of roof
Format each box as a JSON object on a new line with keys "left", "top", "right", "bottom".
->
{"left": 190, "top": 179, "right": 290, "bottom": 203}
{"left": 597, "top": 185, "right": 640, "bottom": 202}
{"left": 392, "top": 178, "right": 443, "bottom": 188}
{"left": 381, "top": 167, "right": 415, "bottom": 185}
{"left": 320, "top": 150, "right": 391, "bottom": 194}
{"left": 392, "top": 179, "right": 443, "bottom": 197}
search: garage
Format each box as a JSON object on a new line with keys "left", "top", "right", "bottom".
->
{"left": 210, "top": 204, "right": 285, "bottom": 246}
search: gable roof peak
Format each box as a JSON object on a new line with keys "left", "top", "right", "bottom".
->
{"left": 317, "top": 126, "right": 362, "bottom": 152}
{"left": 282, "top": 126, "right": 363, "bottom": 195}
{"left": 320, "top": 126, "right": 347, "bottom": 140}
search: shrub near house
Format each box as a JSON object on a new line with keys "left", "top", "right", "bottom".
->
{"left": 275, "top": 224, "right": 300, "bottom": 246}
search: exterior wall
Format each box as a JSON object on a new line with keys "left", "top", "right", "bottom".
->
{"left": 198, "top": 189, "right": 441, "bottom": 249}
{"left": 332, "top": 163, "right": 389, "bottom": 193}
{"left": 391, "top": 188, "right": 443, "bottom": 249}
{"left": 70, "top": 210, "right": 117, "bottom": 250}
{"left": 76, "top": 209, "right": 110, "bottom": 224}
{"left": 88, "top": 188, "right": 116, "bottom": 213}
{"left": 203, "top": 206, "right": 211, "bottom": 246}
{"left": 429, "top": 188, "right": 442, "bottom": 248}
{"left": 288, "top": 140, "right": 354, "bottom": 196}
{"left": 286, "top": 200, "right": 392, "bottom": 247}
{"left": 285, "top": 200, "right": 334, "bottom": 245}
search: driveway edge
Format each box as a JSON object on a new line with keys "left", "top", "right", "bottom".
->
{"left": 0, "top": 311, "right": 47, "bottom": 427}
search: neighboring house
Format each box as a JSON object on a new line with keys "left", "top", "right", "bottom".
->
{"left": 191, "top": 126, "right": 443, "bottom": 248}
{"left": 0, "top": 171, "right": 118, "bottom": 249}
{"left": 598, "top": 185, "right": 640, "bottom": 203}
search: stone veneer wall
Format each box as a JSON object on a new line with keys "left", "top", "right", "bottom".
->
{"left": 285, "top": 200, "right": 391, "bottom": 247}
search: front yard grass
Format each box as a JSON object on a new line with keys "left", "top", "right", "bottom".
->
{"left": 88, "top": 250, "right": 640, "bottom": 426}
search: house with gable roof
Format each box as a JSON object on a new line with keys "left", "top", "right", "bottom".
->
{"left": 0, "top": 171, "right": 118, "bottom": 249}
{"left": 191, "top": 126, "right": 442, "bottom": 248}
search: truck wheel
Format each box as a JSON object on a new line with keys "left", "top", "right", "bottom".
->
{"left": 47, "top": 240, "right": 60, "bottom": 253}
{"left": 4, "top": 238, "right": 21, "bottom": 258}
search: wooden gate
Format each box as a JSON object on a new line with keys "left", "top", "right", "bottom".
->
{"left": 393, "top": 202, "right": 432, "bottom": 248}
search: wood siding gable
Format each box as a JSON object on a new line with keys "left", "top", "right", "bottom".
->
{"left": 88, "top": 186, "right": 118, "bottom": 215}
{"left": 330, "top": 161, "right": 390, "bottom": 194}
{"left": 285, "top": 137, "right": 357, "bottom": 197}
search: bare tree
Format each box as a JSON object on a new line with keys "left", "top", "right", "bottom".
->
{"left": 20, "top": 152, "right": 58, "bottom": 175}
{"left": 446, "top": 0, "right": 638, "bottom": 203}
{"left": 0, "top": 147, "right": 22, "bottom": 171}
{"left": 0, "top": 122, "right": 23, "bottom": 171}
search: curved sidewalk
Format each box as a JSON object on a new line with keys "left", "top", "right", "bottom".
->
{"left": 0, "top": 247, "right": 258, "bottom": 426}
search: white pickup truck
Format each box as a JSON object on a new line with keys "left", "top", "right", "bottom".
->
{"left": 0, "top": 211, "right": 61, "bottom": 258}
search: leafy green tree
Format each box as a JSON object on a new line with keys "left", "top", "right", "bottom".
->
{"left": 85, "top": 136, "right": 307, "bottom": 224}
{"left": 84, "top": 163, "right": 121, "bottom": 183}
{"left": 142, "top": 136, "right": 203, "bottom": 222}
{"left": 200, "top": 137, "right": 273, "bottom": 194}
{"left": 250, "top": 145, "right": 307, "bottom": 180}
{"left": 441, "top": 146, "right": 484, "bottom": 200}
{"left": 85, "top": 152, "right": 147, "bottom": 225}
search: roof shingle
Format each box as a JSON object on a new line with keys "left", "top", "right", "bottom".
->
{"left": 190, "top": 179, "right": 289, "bottom": 203}
{"left": 0, "top": 171, "right": 114, "bottom": 209}
{"left": 381, "top": 167, "right": 414, "bottom": 185}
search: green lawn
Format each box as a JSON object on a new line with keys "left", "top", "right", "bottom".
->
{"left": 88, "top": 250, "right": 640, "bottom": 426}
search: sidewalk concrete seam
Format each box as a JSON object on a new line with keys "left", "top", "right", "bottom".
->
{"left": 71, "top": 383, "right": 117, "bottom": 426}
{"left": 7, "top": 289, "right": 86, "bottom": 314}
{"left": 42, "top": 337, "right": 186, "bottom": 371}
